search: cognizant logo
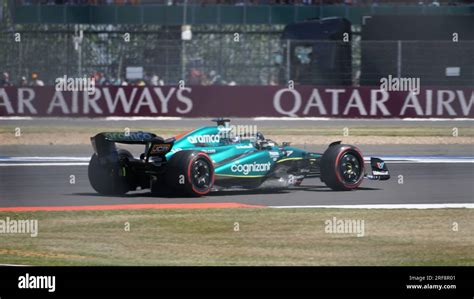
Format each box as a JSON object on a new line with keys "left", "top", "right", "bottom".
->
{"left": 231, "top": 162, "right": 271, "bottom": 175}
{"left": 187, "top": 134, "right": 220, "bottom": 144}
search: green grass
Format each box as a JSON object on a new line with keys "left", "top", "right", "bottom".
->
{"left": 0, "top": 208, "right": 472, "bottom": 266}
{"left": 1, "top": 125, "right": 474, "bottom": 137}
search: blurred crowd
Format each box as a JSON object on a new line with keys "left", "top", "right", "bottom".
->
{"left": 16, "top": 0, "right": 474, "bottom": 6}
{"left": 188, "top": 68, "right": 237, "bottom": 85}
{"left": 1, "top": 69, "right": 238, "bottom": 87}
{"left": 1, "top": 72, "right": 45, "bottom": 87}
{"left": 17, "top": 0, "right": 342, "bottom": 5}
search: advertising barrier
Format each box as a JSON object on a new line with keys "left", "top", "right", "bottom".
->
{"left": 0, "top": 86, "right": 473, "bottom": 118}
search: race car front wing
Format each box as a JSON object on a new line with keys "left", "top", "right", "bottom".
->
{"left": 365, "top": 157, "right": 390, "bottom": 181}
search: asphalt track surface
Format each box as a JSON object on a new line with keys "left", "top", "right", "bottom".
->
{"left": 0, "top": 118, "right": 472, "bottom": 208}
{"left": 1, "top": 163, "right": 473, "bottom": 208}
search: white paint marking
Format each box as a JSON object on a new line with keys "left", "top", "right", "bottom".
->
{"left": 364, "top": 157, "right": 474, "bottom": 164}
{"left": 0, "top": 156, "right": 472, "bottom": 167}
{"left": 0, "top": 116, "right": 472, "bottom": 121}
{"left": 0, "top": 156, "right": 90, "bottom": 162}
{"left": 254, "top": 117, "right": 331, "bottom": 121}
{"left": 401, "top": 118, "right": 474, "bottom": 121}
{"left": 270, "top": 203, "right": 474, "bottom": 209}
{"left": 0, "top": 116, "right": 182, "bottom": 121}
{"left": 0, "top": 163, "right": 89, "bottom": 167}
{"left": 105, "top": 116, "right": 182, "bottom": 121}
{"left": 0, "top": 263, "right": 31, "bottom": 267}
{"left": 0, "top": 116, "right": 33, "bottom": 120}
{"left": 253, "top": 117, "right": 474, "bottom": 121}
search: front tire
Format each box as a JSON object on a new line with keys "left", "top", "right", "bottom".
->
{"left": 320, "top": 144, "right": 364, "bottom": 191}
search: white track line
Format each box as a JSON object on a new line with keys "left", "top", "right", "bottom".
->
{"left": 105, "top": 116, "right": 182, "bottom": 121}
{"left": 0, "top": 156, "right": 472, "bottom": 163}
{"left": 270, "top": 203, "right": 474, "bottom": 209}
{"left": 375, "top": 157, "right": 474, "bottom": 164}
{"left": 254, "top": 117, "right": 331, "bottom": 121}
{"left": 0, "top": 264, "right": 31, "bottom": 267}
{"left": 0, "top": 157, "right": 90, "bottom": 162}
{"left": 253, "top": 117, "right": 474, "bottom": 121}
{"left": 1, "top": 116, "right": 472, "bottom": 121}
{"left": 1, "top": 156, "right": 472, "bottom": 165}
{"left": 399, "top": 118, "right": 474, "bottom": 121}
{"left": 0, "top": 116, "right": 33, "bottom": 120}
{"left": 0, "top": 163, "right": 89, "bottom": 166}
{"left": 0, "top": 116, "right": 183, "bottom": 121}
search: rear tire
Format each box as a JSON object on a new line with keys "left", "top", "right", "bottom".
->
{"left": 320, "top": 144, "right": 364, "bottom": 191}
{"left": 165, "top": 150, "right": 214, "bottom": 197}
{"left": 88, "top": 149, "right": 132, "bottom": 195}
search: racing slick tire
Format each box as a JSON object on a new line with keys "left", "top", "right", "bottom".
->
{"left": 165, "top": 150, "right": 215, "bottom": 197}
{"left": 320, "top": 144, "right": 364, "bottom": 191}
{"left": 88, "top": 149, "right": 132, "bottom": 195}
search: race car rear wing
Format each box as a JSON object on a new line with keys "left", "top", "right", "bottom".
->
{"left": 91, "top": 132, "right": 174, "bottom": 159}
{"left": 94, "top": 131, "right": 157, "bottom": 144}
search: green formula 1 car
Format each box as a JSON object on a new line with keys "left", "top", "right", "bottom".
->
{"left": 88, "top": 119, "right": 390, "bottom": 196}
